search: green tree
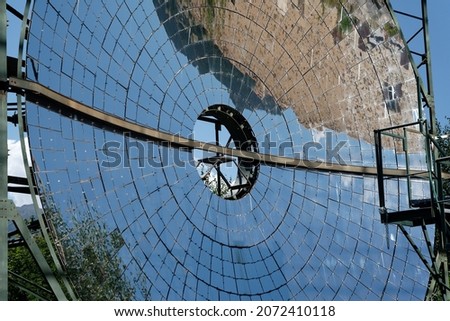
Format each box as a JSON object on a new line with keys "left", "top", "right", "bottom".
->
{"left": 46, "top": 206, "right": 134, "bottom": 300}
{"left": 8, "top": 206, "right": 134, "bottom": 300}
{"left": 431, "top": 117, "right": 450, "bottom": 301}
{"left": 8, "top": 233, "right": 58, "bottom": 300}
{"left": 435, "top": 117, "right": 450, "bottom": 196}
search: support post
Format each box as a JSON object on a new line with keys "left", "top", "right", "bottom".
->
{"left": 374, "top": 130, "right": 386, "bottom": 210}
{"left": 0, "top": 0, "right": 9, "bottom": 301}
{"left": 421, "top": 0, "right": 449, "bottom": 300}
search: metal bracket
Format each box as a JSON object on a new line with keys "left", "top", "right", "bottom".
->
{"left": 0, "top": 199, "right": 16, "bottom": 219}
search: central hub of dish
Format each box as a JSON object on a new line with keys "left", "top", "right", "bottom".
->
{"left": 193, "top": 104, "right": 259, "bottom": 200}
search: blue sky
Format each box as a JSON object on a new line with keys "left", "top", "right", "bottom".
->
{"left": 428, "top": 1, "right": 450, "bottom": 124}
{"left": 391, "top": 0, "right": 450, "bottom": 125}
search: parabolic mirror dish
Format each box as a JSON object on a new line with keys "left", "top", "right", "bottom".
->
{"left": 25, "top": 0, "right": 431, "bottom": 300}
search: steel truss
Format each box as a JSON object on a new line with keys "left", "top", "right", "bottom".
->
{"left": 0, "top": 0, "right": 75, "bottom": 300}
{"left": 375, "top": 0, "right": 450, "bottom": 300}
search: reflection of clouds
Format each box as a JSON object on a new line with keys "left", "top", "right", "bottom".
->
{"left": 341, "top": 175, "right": 352, "bottom": 188}
{"left": 390, "top": 232, "right": 396, "bottom": 242}
{"left": 276, "top": 0, "right": 288, "bottom": 15}
{"left": 411, "top": 179, "right": 430, "bottom": 200}
{"left": 8, "top": 139, "right": 32, "bottom": 206}
{"left": 311, "top": 128, "right": 326, "bottom": 143}
{"left": 324, "top": 255, "right": 337, "bottom": 269}
{"left": 384, "top": 177, "right": 429, "bottom": 212}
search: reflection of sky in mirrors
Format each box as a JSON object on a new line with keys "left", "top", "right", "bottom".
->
{"left": 25, "top": 1, "right": 431, "bottom": 300}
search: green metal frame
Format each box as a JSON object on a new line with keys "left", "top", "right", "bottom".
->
{"left": 375, "top": 121, "right": 450, "bottom": 299}
{"left": 387, "top": 0, "right": 435, "bottom": 124}
{"left": 0, "top": 0, "right": 9, "bottom": 301}
{"left": 0, "top": 0, "right": 74, "bottom": 301}
{"left": 376, "top": 0, "right": 450, "bottom": 300}
{"left": 14, "top": 0, "right": 75, "bottom": 299}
